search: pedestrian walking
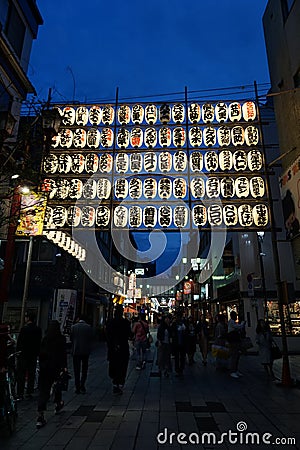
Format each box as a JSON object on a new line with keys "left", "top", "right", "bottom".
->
{"left": 256, "top": 319, "right": 276, "bottom": 380}
{"left": 36, "top": 320, "right": 68, "bottom": 429}
{"left": 213, "top": 313, "right": 229, "bottom": 370}
{"left": 132, "top": 313, "right": 149, "bottom": 370}
{"left": 156, "top": 315, "right": 172, "bottom": 377}
{"left": 16, "top": 312, "right": 42, "bottom": 399}
{"left": 196, "top": 314, "right": 209, "bottom": 366}
{"left": 170, "top": 314, "right": 187, "bottom": 377}
{"left": 70, "top": 315, "right": 93, "bottom": 394}
{"left": 106, "top": 304, "right": 133, "bottom": 394}
{"left": 186, "top": 316, "right": 197, "bottom": 365}
{"left": 227, "top": 311, "right": 245, "bottom": 379}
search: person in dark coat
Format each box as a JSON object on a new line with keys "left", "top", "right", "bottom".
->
{"left": 36, "top": 320, "right": 68, "bottom": 429}
{"left": 70, "top": 315, "right": 93, "bottom": 394}
{"left": 106, "top": 305, "right": 133, "bottom": 394}
{"left": 170, "top": 314, "right": 187, "bottom": 377}
{"left": 16, "top": 312, "right": 42, "bottom": 399}
{"left": 156, "top": 315, "right": 172, "bottom": 377}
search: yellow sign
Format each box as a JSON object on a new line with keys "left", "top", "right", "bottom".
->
{"left": 16, "top": 192, "right": 47, "bottom": 236}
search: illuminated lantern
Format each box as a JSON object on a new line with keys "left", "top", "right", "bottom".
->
{"left": 85, "top": 153, "right": 99, "bottom": 173}
{"left": 144, "top": 152, "right": 157, "bottom": 172}
{"left": 223, "top": 204, "right": 238, "bottom": 226}
{"left": 130, "top": 153, "right": 143, "bottom": 173}
{"left": 248, "top": 149, "right": 263, "bottom": 171}
{"left": 159, "top": 103, "right": 171, "bottom": 124}
{"left": 43, "top": 154, "right": 58, "bottom": 174}
{"left": 99, "top": 153, "right": 113, "bottom": 173}
{"left": 158, "top": 178, "right": 172, "bottom": 199}
{"left": 73, "top": 129, "right": 86, "bottom": 148}
{"left": 159, "top": 151, "right": 172, "bottom": 172}
{"left": 67, "top": 206, "right": 81, "bottom": 227}
{"left": 173, "top": 150, "right": 187, "bottom": 172}
{"left": 130, "top": 127, "right": 143, "bottom": 148}
{"left": 221, "top": 177, "right": 235, "bottom": 198}
{"left": 60, "top": 129, "right": 73, "bottom": 148}
{"left": 173, "top": 127, "right": 186, "bottom": 147}
{"left": 129, "top": 178, "right": 142, "bottom": 199}
{"left": 83, "top": 179, "right": 97, "bottom": 199}
{"left": 76, "top": 106, "right": 88, "bottom": 126}
{"left": 68, "top": 179, "right": 83, "bottom": 199}
{"left": 192, "top": 205, "right": 207, "bottom": 226}
{"left": 56, "top": 179, "right": 69, "bottom": 199}
{"left": 52, "top": 206, "right": 67, "bottom": 227}
{"left": 131, "top": 104, "right": 144, "bottom": 124}
{"left": 238, "top": 204, "right": 253, "bottom": 227}
{"left": 189, "top": 126, "right": 202, "bottom": 147}
{"left": 233, "top": 150, "right": 247, "bottom": 171}
{"left": 202, "top": 103, "right": 215, "bottom": 123}
{"left": 217, "top": 126, "right": 231, "bottom": 146}
{"left": 61, "top": 107, "right": 75, "bottom": 126}
{"left": 203, "top": 127, "right": 216, "bottom": 146}
{"left": 44, "top": 206, "right": 53, "bottom": 227}
{"left": 159, "top": 205, "right": 172, "bottom": 227}
{"left": 250, "top": 177, "right": 265, "bottom": 198}
{"left": 117, "top": 105, "right": 130, "bottom": 125}
{"left": 144, "top": 127, "right": 157, "bottom": 148}
{"left": 245, "top": 125, "right": 259, "bottom": 146}
{"left": 253, "top": 204, "right": 268, "bottom": 227}
{"left": 145, "top": 104, "right": 157, "bottom": 125}
{"left": 117, "top": 127, "right": 130, "bottom": 148}
{"left": 58, "top": 154, "right": 72, "bottom": 173}
{"left": 89, "top": 105, "right": 102, "bottom": 125}
{"left": 115, "top": 178, "right": 129, "bottom": 199}
{"left": 242, "top": 101, "right": 256, "bottom": 121}
{"left": 191, "top": 177, "right": 205, "bottom": 198}
{"left": 204, "top": 151, "right": 218, "bottom": 171}
{"left": 215, "top": 102, "right": 228, "bottom": 123}
{"left": 42, "top": 179, "right": 56, "bottom": 198}
{"left": 52, "top": 230, "right": 62, "bottom": 243}
{"left": 87, "top": 128, "right": 100, "bottom": 148}
{"left": 188, "top": 103, "right": 201, "bottom": 123}
{"left": 229, "top": 102, "right": 242, "bottom": 122}
{"left": 173, "top": 178, "right": 187, "bottom": 198}
{"left": 219, "top": 150, "right": 233, "bottom": 171}
{"left": 143, "top": 206, "right": 157, "bottom": 227}
{"left": 206, "top": 177, "right": 220, "bottom": 198}
{"left": 116, "top": 153, "right": 129, "bottom": 173}
{"left": 190, "top": 151, "right": 203, "bottom": 172}
{"left": 231, "top": 126, "right": 245, "bottom": 146}
{"left": 172, "top": 103, "right": 185, "bottom": 123}
{"left": 96, "top": 206, "right": 110, "bottom": 227}
{"left": 101, "top": 127, "right": 114, "bottom": 147}
{"left": 129, "top": 206, "right": 142, "bottom": 227}
{"left": 159, "top": 127, "right": 172, "bottom": 147}
{"left": 71, "top": 154, "right": 85, "bottom": 173}
{"left": 51, "top": 134, "right": 60, "bottom": 148}
{"left": 208, "top": 204, "right": 223, "bottom": 226}
{"left": 235, "top": 177, "right": 250, "bottom": 198}
{"left": 174, "top": 206, "right": 188, "bottom": 228}
{"left": 102, "top": 105, "right": 115, "bottom": 125}
{"left": 143, "top": 178, "right": 157, "bottom": 198}
{"left": 97, "top": 178, "right": 111, "bottom": 199}
{"left": 81, "top": 206, "right": 95, "bottom": 227}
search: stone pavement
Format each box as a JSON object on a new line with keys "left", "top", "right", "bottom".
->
{"left": 1, "top": 338, "right": 300, "bottom": 450}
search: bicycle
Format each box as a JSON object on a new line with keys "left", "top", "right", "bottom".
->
{"left": 0, "top": 351, "right": 21, "bottom": 434}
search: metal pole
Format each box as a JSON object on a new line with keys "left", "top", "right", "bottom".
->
{"left": 19, "top": 236, "right": 33, "bottom": 330}
{"left": 80, "top": 271, "right": 86, "bottom": 315}
{"left": 257, "top": 235, "right": 268, "bottom": 319}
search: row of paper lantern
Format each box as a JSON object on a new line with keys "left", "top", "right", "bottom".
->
{"left": 45, "top": 203, "right": 268, "bottom": 228}
{"left": 44, "top": 149, "right": 263, "bottom": 175}
{"left": 43, "top": 229, "right": 86, "bottom": 261}
{"left": 57, "top": 101, "right": 256, "bottom": 127}
{"left": 52, "top": 124, "right": 259, "bottom": 149}
{"left": 43, "top": 176, "right": 265, "bottom": 200}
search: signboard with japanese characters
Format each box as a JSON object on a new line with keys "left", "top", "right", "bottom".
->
{"left": 41, "top": 99, "right": 269, "bottom": 231}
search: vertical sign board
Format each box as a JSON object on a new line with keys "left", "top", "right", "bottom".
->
{"left": 280, "top": 155, "right": 300, "bottom": 240}
{"left": 53, "top": 289, "right": 77, "bottom": 339}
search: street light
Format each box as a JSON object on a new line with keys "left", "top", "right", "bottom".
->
{"left": 256, "top": 231, "right": 268, "bottom": 320}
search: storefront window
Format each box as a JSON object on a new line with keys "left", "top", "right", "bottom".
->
{"left": 267, "top": 300, "right": 300, "bottom": 336}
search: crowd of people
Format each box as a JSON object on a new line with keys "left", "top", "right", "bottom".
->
{"left": 0, "top": 306, "right": 278, "bottom": 431}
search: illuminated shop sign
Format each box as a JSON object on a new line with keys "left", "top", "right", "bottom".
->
{"left": 41, "top": 100, "right": 269, "bottom": 230}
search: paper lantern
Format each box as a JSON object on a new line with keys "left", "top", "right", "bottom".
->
{"left": 217, "top": 126, "right": 231, "bottom": 146}
{"left": 55, "top": 179, "right": 69, "bottom": 199}
{"left": 173, "top": 150, "right": 187, "bottom": 172}
{"left": 68, "top": 179, "right": 83, "bottom": 199}
{"left": 238, "top": 204, "right": 253, "bottom": 227}
{"left": 208, "top": 204, "right": 223, "bottom": 226}
{"left": 117, "top": 105, "right": 130, "bottom": 125}
{"left": 145, "top": 104, "right": 157, "bottom": 125}
{"left": 253, "top": 204, "right": 269, "bottom": 227}
{"left": 223, "top": 204, "right": 238, "bottom": 226}
{"left": 130, "top": 127, "right": 143, "bottom": 148}
{"left": 173, "top": 127, "right": 186, "bottom": 147}
{"left": 130, "top": 153, "right": 143, "bottom": 173}
{"left": 172, "top": 103, "right": 185, "bottom": 123}
{"left": 231, "top": 126, "right": 245, "bottom": 146}
{"left": 116, "top": 153, "right": 129, "bottom": 173}
{"left": 85, "top": 153, "right": 99, "bottom": 173}
{"left": 190, "top": 151, "right": 203, "bottom": 172}
{"left": 115, "top": 178, "right": 129, "bottom": 199}
{"left": 206, "top": 177, "right": 220, "bottom": 198}
{"left": 99, "top": 153, "right": 113, "bottom": 173}
{"left": 117, "top": 127, "right": 130, "bottom": 148}
{"left": 73, "top": 128, "right": 86, "bottom": 148}
{"left": 192, "top": 205, "right": 207, "bottom": 226}
{"left": 144, "top": 127, "right": 157, "bottom": 148}
{"left": 58, "top": 154, "right": 72, "bottom": 173}
{"left": 102, "top": 105, "right": 115, "bottom": 125}
{"left": 189, "top": 126, "right": 202, "bottom": 147}
{"left": 173, "top": 178, "right": 187, "bottom": 198}
{"left": 248, "top": 149, "right": 263, "bottom": 171}
{"left": 61, "top": 107, "right": 75, "bottom": 126}
{"left": 250, "top": 177, "right": 265, "bottom": 198}
{"left": 242, "top": 101, "right": 256, "bottom": 121}
{"left": 43, "top": 154, "right": 58, "bottom": 174}
{"left": 60, "top": 129, "right": 73, "bottom": 148}
{"left": 89, "top": 105, "right": 102, "bottom": 125}
{"left": 83, "top": 179, "right": 97, "bottom": 199}
{"left": 174, "top": 206, "right": 188, "bottom": 228}
{"left": 203, "top": 127, "right": 216, "bottom": 147}
{"left": 129, "top": 178, "right": 142, "bottom": 199}
{"left": 159, "top": 151, "right": 172, "bottom": 172}
{"left": 129, "top": 206, "right": 142, "bottom": 227}
{"left": 76, "top": 106, "right": 88, "bottom": 126}
{"left": 204, "top": 151, "right": 218, "bottom": 171}
{"left": 220, "top": 177, "right": 235, "bottom": 198}
{"left": 158, "top": 205, "right": 172, "bottom": 227}
{"left": 143, "top": 178, "right": 157, "bottom": 199}
{"left": 81, "top": 206, "right": 95, "bottom": 227}
{"left": 191, "top": 178, "right": 205, "bottom": 198}
{"left": 97, "top": 178, "right": 111, "bottom": 199}
{"left": 219, "top": 150, "right": 233, "bottom": 171}
{"left": 52, "top": 206, "right": 67, "bottom": 227}
{"left": 245, "top": 125, "right": 259, "bottom": 146}
{"left": 158, "top": 178, "right": 172, "bottom": 199}
{"left": 229, "top": 102, "right": 242, "bottom": 122}
{"left": 202, "top": 103, "right": 215, "bottom": 123}
{"left": 233, "top": 150, "right": 247, "bottom": 171}
{"left": 235, "top": 177, "right": 250, "bottom": 198}
{"left": 96, "top": 206, "right": 110, "bottom": 227}
{"left": 87, "top": 128, "right": 101, "bottom": 148}
{"left": 131, "top": 104, "right": 144, "bottom": 124}
{"left": 51, "top": 134, "right": 60, "bottom": 148}
{"left": 188, "top": 103, "right": 201, "bottom": 123}
{"left": 101, "top": 127, "right": 114, "bottom": 147}
{"left": 159, "top": 103, "right": 171, "bottom": 124}
{"left": 215, "top": 102, "right": 228, "bottom": 123}
{"left": 71, "top": 154, "right": 85, "bottom": 173}
{"left": 143, "top": 206, "right": 157, "bottom": 227}
{"left": 159, "top": 127, "right": 172, "bottom": 147}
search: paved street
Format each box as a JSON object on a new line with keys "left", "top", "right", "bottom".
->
{"left": 1, "top": 337, "right": 300, "bottom": 450}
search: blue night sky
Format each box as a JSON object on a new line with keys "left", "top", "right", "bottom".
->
{"left": 29, "top": 0, "right": 270, "bottom": 104}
